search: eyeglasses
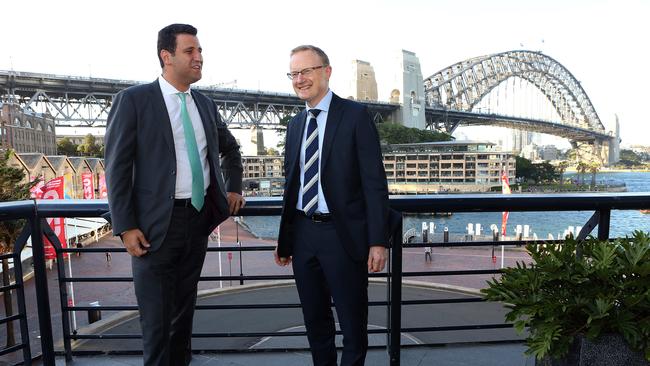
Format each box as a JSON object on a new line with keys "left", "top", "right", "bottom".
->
{"left": 287, "top": 65, "right": 327, "bottom": 80}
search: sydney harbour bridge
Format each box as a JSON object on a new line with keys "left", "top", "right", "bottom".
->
{"left": 0, "top": 50, "right": 618, "bottom": 164}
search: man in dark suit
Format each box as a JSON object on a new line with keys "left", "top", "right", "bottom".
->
{"left": 275, "top": 45, "right": 389, "bottom": 366}
{"left": 104, "top": 23, "right": 244, "bottom": 366}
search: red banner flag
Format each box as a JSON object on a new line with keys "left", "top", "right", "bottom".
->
{"left": 98, "top": 174, "right": 107, "bottom": 198}
{"left": 501, "top": 171, "right": 511, "bottom": 236}
{"left": 30, "top": 175, "right": 44, "bottom": 199}
{"left": 82, "top": 173, "right": 95, "bottom": 199}
{"left": 40, "top": 177, "right": 68, "bottom": 260}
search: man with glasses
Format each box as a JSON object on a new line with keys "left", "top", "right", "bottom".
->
{"left": 275, "top": 45, "right": 389, "bottom": 366}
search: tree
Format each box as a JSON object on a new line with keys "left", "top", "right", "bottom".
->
{"left": 556, "top": 161, "right": 569, "bottom": 185}
{"left": 275, "top": 115, "right": 292, "bottom": 156}
{"left": 0, "top": 149, "right": 39, "bottom": 347}
{"left": 515, "top": 156, "right": 535, "bottom": 182}
{"left": 377, "top": 122, "right": 453, "bottom": 144}
{"left": 516, "top": 157, "right": 558, "bottom": 184}
{"left": 587, "top": 162, "right": 601, "bottom": 190}
{"left": 617, "top": 149, "right": 643, "bottom": 168}
{"left": 77, "top": 134, "right": 103, "bottom": 157}
{"left": 265, "top": 147, "right": 279, "bottom": 156}
{"left": 57, "top": 137, "right": 78, "bottom": 156}
{"left": 576, "top": 161, "right": 589, "bottom": 186}
{"left": 530, "top": 161, "right": 559, "bottom": 184}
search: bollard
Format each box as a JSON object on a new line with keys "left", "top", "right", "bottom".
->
{"left": 88, "top": 301, "right": 101, "bottom": 324}
{"left": 443, "top": 227, "right": 449, "bottom": 243}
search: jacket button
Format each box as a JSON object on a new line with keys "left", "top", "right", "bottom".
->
{"left": 171, "top": 170, "right": 176, "bottom": 175}
{"left": 169, "top": 195, "right": 174, "bottom": 200}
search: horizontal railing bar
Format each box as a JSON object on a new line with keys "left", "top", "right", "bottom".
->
{"left": 70, "top": 324, "right": 513, "bottom": 341}
{"left": 0, "top": 313, "right": 23, "bottom": 325}
{"left": 398, "top": 339, "right": 524, "bottom": 349}
{"left": 0, "top": 343, "right": 26, "bottom": 356}
{"left": 61, "top": 277, "right": 133, "bottom": 282}
{"left": 0, "top": 252, "right": 16, "bottom": 260}
{"left": 61, "top": 269, "right": 499, "bottom": 283}
{"left": 2, "top": 193, "right": 650, "bottom": 220}
{"left": 403, "top": 269, "right": 502, "bottom": 276}
{"left": 60, "top": 245, "right": 277, "bottom": 253}
{"left": 401, "top": 298, "right": 485, "bottom": 305}
{"left": 402, "top": 323, "right": 514, "bottom": 332}
{"left": 61, "top": 274, "right": 297, "bottom": 282}
{"left": 64, "top": 297, "right": 484, "bottom": 312}
{"left": 403, "top": 240, "right": 552, "bottom": 247}
{"left": 0, "top": 283, "right": 20, "bottom": 293}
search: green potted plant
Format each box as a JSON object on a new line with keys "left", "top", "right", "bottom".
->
{"left": 481, "top": 231, "right": 650, "bottom": 365}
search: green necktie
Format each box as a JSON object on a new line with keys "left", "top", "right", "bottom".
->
{"left": 177, "top": 92, "right": 204, "bottom": 211}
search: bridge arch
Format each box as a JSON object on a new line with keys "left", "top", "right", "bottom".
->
{"left": 423, "top": 50, "right": 606, "bottom": 134}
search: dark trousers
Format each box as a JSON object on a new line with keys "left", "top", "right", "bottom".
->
{"left": 292, "top": 214, "right": 369, "bottom": 366}
{"left": 132, "top": 205, "right": 209, "bottom": 366}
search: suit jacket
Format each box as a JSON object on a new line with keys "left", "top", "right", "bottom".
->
{"left": 104, "top": 80, "right": 242, "bottom": 251}
{"left": 277, "top": 93, "right": 389, "bottom": 261}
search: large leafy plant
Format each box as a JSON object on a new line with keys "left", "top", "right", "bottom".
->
{"left": 482, "top": 231, "right": 650, "bottom": 361}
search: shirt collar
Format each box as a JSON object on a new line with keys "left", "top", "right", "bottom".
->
{"left": 306, "top": 89, "right": 333, "bottom": 115}
{"left": 158, "top": 75, "right": 192, "bottom": 99}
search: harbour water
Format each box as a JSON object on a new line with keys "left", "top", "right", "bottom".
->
{"left": 240, "top": 172, "right": 650, "bottom": 240}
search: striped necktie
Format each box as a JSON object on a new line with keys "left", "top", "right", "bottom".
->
{"left": 302, "top": 109, "right": 321, "bottom": 216}
{"left": 177, "top": 92, "right": 204, "bottom": 211}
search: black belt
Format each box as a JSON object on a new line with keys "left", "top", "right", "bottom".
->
{"left": 174, "top": 198, "right": 193, "bottom": 207}
{"left": 297, "top": 210, "right": 332, "bottom": 223}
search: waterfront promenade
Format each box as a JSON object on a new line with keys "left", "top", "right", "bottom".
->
{"left": 0, "top": 217, "right": 533, "bottom": 365}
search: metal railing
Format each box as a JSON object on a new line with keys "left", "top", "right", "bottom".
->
{"left": 0, "top": 193, "right": 649, "bottom": 365}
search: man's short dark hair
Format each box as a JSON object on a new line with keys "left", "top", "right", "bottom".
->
{"left": 290, "top": 45, "right": 330, "bottom": 66}
{"left": 157, "top": 24, "right": 198, "bottom": 68}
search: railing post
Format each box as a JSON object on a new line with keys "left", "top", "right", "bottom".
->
{"left": 388, "top": 217, "right": 403, "bottom": 366}
{"left": 29, "top": 217, "right": 55, "bottom": 365}
{"left": 13, "top": 224, "right": 33, "bottom": 365}
{"left": 52, "top": 233, "right": 73, "bottom": 362}
{"left": 597, "top": 209, "right": 611, "bottom": 240}
{"left": 12, "top": 251, "right": 32, "bottom": 365}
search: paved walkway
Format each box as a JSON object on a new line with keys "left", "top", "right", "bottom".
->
{"left": 2, "top": 217, "right": 532, "bottom": 365}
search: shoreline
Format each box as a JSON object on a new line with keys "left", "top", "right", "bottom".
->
{"left": 566, "top": 168, "right": 649, "bottom": 173}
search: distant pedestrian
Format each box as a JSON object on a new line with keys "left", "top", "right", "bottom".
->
{"left": 424, "top": 246, "right": 432, "bottom": 262}
{"left": 105, "top": 251, "right": 112, "bottom": 266}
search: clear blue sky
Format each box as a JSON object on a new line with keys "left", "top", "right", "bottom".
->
{"left": 2, "top": 0, "right": 647, "bottom": 148}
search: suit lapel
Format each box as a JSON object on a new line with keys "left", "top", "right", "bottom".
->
{"left": 193, "top": 91, "right": 218, "bottom": 154}
{"left": 320, "top": 94, "right": 343, "bottom": 170}
{"left": 287, "top": 110, "right": 307, "bottom": 180}
{"left": 150, "top": 80, "right": 175, "bottom": 157}
{"left": 192, "top": 91, "right": 228, "bottom": 197}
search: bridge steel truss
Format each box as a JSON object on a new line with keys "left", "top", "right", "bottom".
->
{"left": 0, "top": 71, "right": 397, "bottom": 129}
{"left": 423, "top": 50, "right": 607, "bottom": 138}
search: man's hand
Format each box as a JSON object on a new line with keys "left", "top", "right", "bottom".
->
{"left": 274, "top": 247, "right": 292, "bottom": 266}
{"left": 227, "top": 192, "right": 246, "bottom": 215}
{"left": 367, "top": 245, "right": 387, "bottom": 273}
{"left": 121, "top": 229, "right": 150, "bottom": 257}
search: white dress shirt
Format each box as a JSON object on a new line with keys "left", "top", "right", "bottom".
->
{"left": 296, "top": 89, "right": 333, "bottom": 213}
{"left": 158, "top": 76, "right": 210, "bottom": 199}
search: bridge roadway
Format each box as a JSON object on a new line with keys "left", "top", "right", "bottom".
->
{"left": 0, "top": 70, "right": 611, "bottom": 143}
{"left": 0, "top": 70, "right": 398, "bottom": 128}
